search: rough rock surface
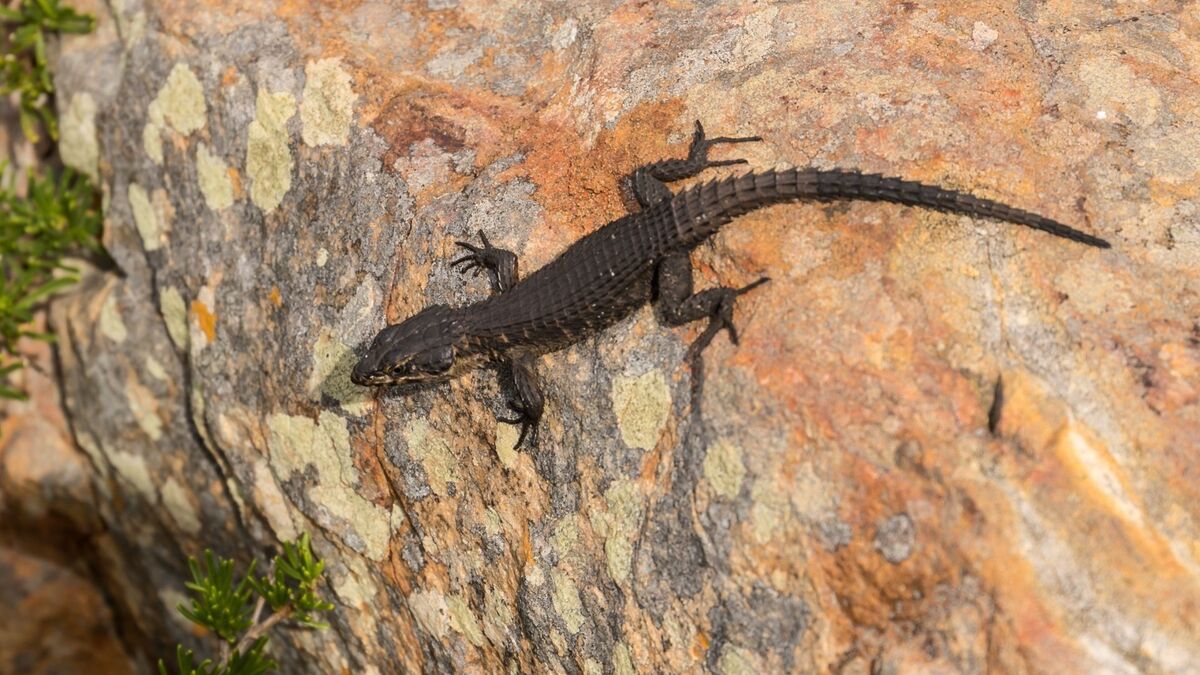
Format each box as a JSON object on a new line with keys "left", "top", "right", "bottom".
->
{"left": 3, "top": 0, "right": 1198, "bottom": 673}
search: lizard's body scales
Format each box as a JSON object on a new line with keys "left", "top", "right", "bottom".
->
{"left": 352, "top": 123, "right": 1109, "bottom": 446}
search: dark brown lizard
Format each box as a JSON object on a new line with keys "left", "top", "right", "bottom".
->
{"left": 351, "top": 121, "right": 1110, "bottom": 446}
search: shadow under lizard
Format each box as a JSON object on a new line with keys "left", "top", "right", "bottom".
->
{"left": 351, "top": 122, "right": 1110, "bottom": 447}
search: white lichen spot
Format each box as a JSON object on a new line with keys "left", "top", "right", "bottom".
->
{"left": 971, "top": 21, "right": 999, "bottom": 50}
{"left": 128, "top": 182, "right": 162, "bottom": 251}
{"left": 447, "top": 594, "right": 486, "bottom": 647}
{"left": 145, "top": 355, "right": 167, "bottom": 381}
{"left": 584, "top": 659, "right": 604, "bottom": 675}
{"left": 99, "top": 290, "right": 128, "bottom": 343}
{"left": 610, "top": 370, "right": 670, "bottom": 450}
{"left": 59, "top": 92, "right": 98, "bottom": 180}
{"left": 703, "top": 439, "right": 746, "bottom": 499}
{"left": 158, "top": 286, "right": 189, "bottom": 352}
{"left": 408, "top": 589, "right": 450, "bottom": 640}
{"left": 196, "top": 143, "right": 234, "bottom": 210}
{"left": 253, "top": 460, "right": 298, "bottom": 541}
{"left": 125, "top": 376, "right": 163, "bottom": 440}
{"left": 300, "top": 58, "right": 356, "bottom": 147}
{"left": 308, "top": 326, "right": 370, "bottom": 416}
{"left": 266, "top": 411, "right": 390, "bottom": 560}
{"left": 390, "top": 503, "right": 407, "bottom": 533}
{"left": 110, "top": 451, "right": 154, "bottom": 500}
{"left": 246, "top": 90, "right": 297, "bottom": 213}
{"left": 1096, "top": 110, "right": 1108, "bottom": 120}
{"left": 143, "top": 99, "right": 165, "bottom": 164}
{"left": 156, "top": 63, "right": 207, "bottom": 135}
{"left": 403, "top": 418, "right": 459, "bottom": 497}
{"left": 159, "top": 587, "right": 193, "bottom": 631}
{"left": 551, "top": 571, "right": 585, "bottom": 634}
{"left": 550, "top": 19, "right": 578, "bottom": 50}
{"left": 315, "top": 247, "right": 329, "bottom": 267}
{"left": 161, "top": 478, "right": 201, "bottom": 534}
{"left": 333, "top": 556, "right": 378, "bottom": 606}
{"left": 613, "top": 642, "right": 636, "bottom": 675}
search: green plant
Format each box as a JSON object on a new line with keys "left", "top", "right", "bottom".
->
{"left": 0, "top": 0, "right": 96, "bottom": 143}
{"left": 0, "top": 164, "right": 100, "bottom": 399}
{"left": 159, "top": 534, "right": 335, "bottom": 675}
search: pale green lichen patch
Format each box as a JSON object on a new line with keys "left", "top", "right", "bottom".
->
{"left": 483, "top": 586, "right": 515, "bottom": 647}
{"left": 158, "top": 286, "right": 189, "bottom": 352}
{"left": 551, "top": 571, "right": 585, "bottom": 634}
{"left": 252, "top": 460, "right": 298, "bottom": 541}
{"left": 553, "top": 515, "right": 579, "bottom": 553}
{"left": 332, "top": 556, "right": 377, "bottom": 606}
{"left": 128, "top": 182, "right": 162, "bottom": 251}
{"left": 110, "top": 450, "right": 154, "bottom": 500}
{"left": 610, "top": 370, "right": 670, "bottom": 450}
{"left": 266, "top": 411, "right": 390, "bottom": 560}
{"left": 584, "top": 658, "right": 604, "bottom": 675}
{"left": 144, "top": 355, "right": 167, "bottom": 381}
{"left": 447, "top": 594, "right": 486, "bottom": 647}
{"left": 300, "top": 58, "right": 356, "bottom": 147}
{"left": 750, "top": 478, "right": 790, "bottom": 544}
{"left": 403, "top": 419, "right": 459, "bottom": 497}
{"left": 408, "top": 588, "right": 450, "bottom": 640}
{"left": 613, "top": 642, "right": 636, "bottom": 675}
{"left": 308, "top": 326, "right": 370, "bottom": 416}
{"left": 494, "top": 422, "right": 520, "bottom": 468}
{"left": 99, "top": 290, "right": 127, "bottom": 343}
{"left": 125, "top": 376, "right": 163, "bottom": 440}
{"left": 196, "top": 143, "right": 233, "bottom": 210}
{"left": 60, "top": 92, "right": 98, "bottom": 180}
{"left": 703, "top": 439, "right": 746, "bottom": 499}
{"left": 246, "top": 90, "right": 297, "bottom": 213}
{"left": 161, "top": 478, "right": 201, "bottom": 534}
{"left": 717, "top": 646, "right": 758, "bottom": 675}
{"left": 143, "top": 100, "right": 164, "bottom": 164}
{"left": 157, "top": 63, "right": 207, "bottom": 134}
{"left": 589, "top": 479, "right": 642, "bottom": 584}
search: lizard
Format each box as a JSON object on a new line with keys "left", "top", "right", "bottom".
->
{"left": 351, "top": 121, "right": 1110, "bottom": 447}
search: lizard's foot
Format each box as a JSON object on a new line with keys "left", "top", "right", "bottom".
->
{"left": 684, "top": 276, "right": 771, "bottom": 361}
{"left": 688, "top": 120, "right": 763, "bottom": 170}
{"left": 498, "top": 402, "right": 540, "bottom": 449}
{"left": 452, "top": 230, "right": 519, "bottom": 293}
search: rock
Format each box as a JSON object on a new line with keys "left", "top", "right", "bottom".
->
{"left": 3, "top": 0, "right": 1196, "bottom": 673}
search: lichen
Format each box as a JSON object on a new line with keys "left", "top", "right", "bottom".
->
{"left": 266, "top": 411, "right": 390, "bottom": 560}
{"left": 59, "top": 92, "right": 98, "bottom": 180}
{"left": 157, "top": 63, "right": 207, "bottom": 134}
{"left": 300, "top": 58, "right": 357, "bottom": 147}
{"left": 110, "top": 450, "right": 154, "bottom": 500}
{"left": 124, "top": 376, "right": 163, "bottom": 440}
{"left": 98, "top": 289, "right": 127, "bottom": 343}
{"left": 447, "top": 594, "right": 486, "bottom": 647}
{"left": 246, "top": 90, "right": 297, "bottom": 213}
{"left": 703, "top": 439, "right": 746, "bottom": 499}
{"left": 128, "top": 182, "right": 161, "bottom": 251}
{"left": 158, "top": 285, "right": 189, "bottom": 351}
{"left": 551, "top": 571, "right": 585, "bottom": 634}
{"left": 408, "top": 589, "right": 450, "bottom": 640}
{"left": 403, "top": 419, "right": 459, "bottom": 497}
{"left": 610, "top": 370, "right": 670, "bottom": 450}
{"left": 196, "top": 142, "right": 234, "bottom": 210}
{"left": 161, "top": 478, "right": 201, "bottom": 534}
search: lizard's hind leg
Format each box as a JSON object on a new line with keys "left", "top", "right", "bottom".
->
{"left": 629, "top": 120, "right": 762, "bottom": 208}
{"left": 655, "top": 254, "right": 770, "bottom": 383}
{"left": 453, "top": 230, "right": 519, "bottom": 294}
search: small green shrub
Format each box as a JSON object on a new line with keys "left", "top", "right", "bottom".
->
{"left": 159, "top": 534, "right": 335, "bottom": 675}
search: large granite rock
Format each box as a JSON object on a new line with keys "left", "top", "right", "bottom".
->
{"left": 3, "top": 0, "right": 1197, "bottom": 672}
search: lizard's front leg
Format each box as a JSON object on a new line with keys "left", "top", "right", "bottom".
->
{"left": 656, "top": 254, "right": 770, "bottom": 381}
{"left": 452, "top": 230, "right": 519, "bottom": 294}
{"left": 629, "top": 120, "right": 762, "bottom": 208}
{"left": 498, "top": 354, "right": 544, "bottom": 449}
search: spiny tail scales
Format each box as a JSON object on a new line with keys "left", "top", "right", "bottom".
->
{"left": 669, "top": 168, "right": 1111, "bottom": 249}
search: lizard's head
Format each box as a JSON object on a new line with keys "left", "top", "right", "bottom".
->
{"left": 352, "top": 304, "right": 466, "bottom": 387}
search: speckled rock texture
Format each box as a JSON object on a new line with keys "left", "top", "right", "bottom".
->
{"left": 2, "top": 0, "right": 1197, "bottom": 673}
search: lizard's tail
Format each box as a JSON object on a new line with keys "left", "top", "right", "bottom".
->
{"left": 669, "top": 168, "right": 1111, "bottom": 249}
